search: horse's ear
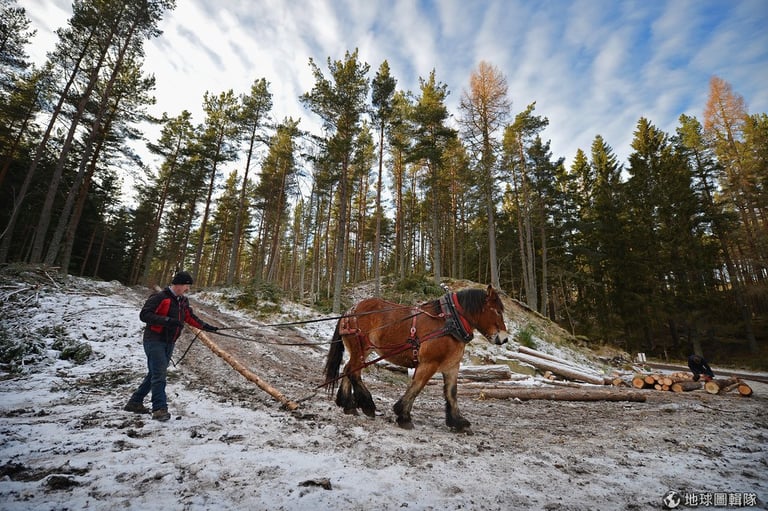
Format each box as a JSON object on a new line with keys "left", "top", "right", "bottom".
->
{"left": 486, "top": 284, "right": 495, "bottom": 298}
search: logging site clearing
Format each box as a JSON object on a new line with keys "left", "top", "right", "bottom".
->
{"left": 0, "top": 268, "right": 766, "bottom": 510}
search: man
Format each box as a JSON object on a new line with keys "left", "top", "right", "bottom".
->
{"left": 124, "top": 271, "right": 219, "bottom": 421}
{"left": 688, "top": 354, "right": 715, "bottom": 382}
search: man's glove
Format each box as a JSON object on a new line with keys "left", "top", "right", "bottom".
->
{"left": 166, "top": 317, "right": 184, "bottom": 328}
{"left": 204, "top": 324, "right": 219, "bottom": 332}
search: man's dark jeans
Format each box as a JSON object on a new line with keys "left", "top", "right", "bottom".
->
{"left": 128, "top": 340, "right": 175, "bottom": 411}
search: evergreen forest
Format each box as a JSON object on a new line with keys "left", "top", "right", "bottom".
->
{"left": 1, "top": 1, "right": 766, "bottom": 367}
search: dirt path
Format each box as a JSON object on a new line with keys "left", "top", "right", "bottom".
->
{"left": 174, "top": 297, "right": 768, "bottom": 509}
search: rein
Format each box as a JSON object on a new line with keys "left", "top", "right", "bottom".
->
{"left": 256, "top": 304, "right": 414, "bottom": 328}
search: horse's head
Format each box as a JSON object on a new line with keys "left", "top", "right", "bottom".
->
{"left": 483, "top": 285, "right": 509, "bottom": 345}
{"left": 456, "top": 285, "right": 509, "bottom": 345}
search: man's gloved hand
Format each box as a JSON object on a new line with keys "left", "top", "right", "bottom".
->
{"left": 166, "top": 317, "right": 184, "bottom": 328}
{"left": 204, "top": 324, "right": 219, "bottom": 332}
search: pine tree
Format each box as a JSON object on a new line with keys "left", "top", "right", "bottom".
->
{"left": 228, "top": 78, "right": 272, "bottom": 285}
{"left": 300, "top": 49, "right": 370, "bottom": 312}
{"left": 192, "top": 89, "right": 241, "bottom": 283}
{"left": 408, "top": 69, "right": 456, "bottom": 286}
{"left": 370, "top": 60, "right": 397, "bottom": 295}
{"left": 502, "top": 102, "right": 548, "bottom": 310}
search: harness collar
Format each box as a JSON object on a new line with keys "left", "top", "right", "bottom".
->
{"left": 440, "top": 293, "right": 475, "bottom": 343}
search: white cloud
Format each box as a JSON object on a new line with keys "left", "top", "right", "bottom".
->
{"left": 20, "top": 0, "right": 768, "bottom": 173}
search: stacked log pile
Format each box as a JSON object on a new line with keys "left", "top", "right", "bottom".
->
{"left": 625, "top": 372, "right": 753, "bottom": 397}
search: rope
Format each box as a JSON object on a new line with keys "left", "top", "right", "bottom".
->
{"left": 172, "top": 330, "right": 202, "bottom": 366}
{"left": 211, "top": 329, "right": 339, "bottom": 346}
{"left": 243, "top": 303, "right": 415, "bottom": 329}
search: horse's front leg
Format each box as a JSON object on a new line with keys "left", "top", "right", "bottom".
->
{"left": 393, "top": 364, "right": 435, "bottom": 429}
{"left": 442, "top": 366, "right": 471, "bottom": 434}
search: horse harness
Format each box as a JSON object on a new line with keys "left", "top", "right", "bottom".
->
{"left": 339, "top": 293, "right": 475, "bottom": 371}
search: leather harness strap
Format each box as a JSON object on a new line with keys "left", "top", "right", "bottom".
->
{"left": 328, "top": 293, "right": 475, "bottom": 383}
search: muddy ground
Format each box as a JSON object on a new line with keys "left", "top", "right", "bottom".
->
{"left": 1, "top": 279, "right": 766, "bottom": 510}
{"left": 176, "top": 294, "right": 768, "bottom": 510}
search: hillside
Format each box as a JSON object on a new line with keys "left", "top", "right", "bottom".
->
{"left": 0, "top": 267, "right": 766, "bottom": 510}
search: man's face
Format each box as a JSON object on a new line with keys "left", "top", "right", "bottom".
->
{"left": 171, "top": 284, "right": 191, "bottom": 296}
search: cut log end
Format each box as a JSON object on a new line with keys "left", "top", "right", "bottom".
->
{"left": 737, "top": 383, "right": 753, "bottom": 397}
{"left": 704, "top": 377, "right": 741, "bottom": 395}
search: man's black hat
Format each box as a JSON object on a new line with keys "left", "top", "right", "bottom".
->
{"left": 171, "top": 271, "right": 194, "bottom": 285}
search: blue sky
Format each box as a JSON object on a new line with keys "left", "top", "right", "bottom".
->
{"left": 23, "top": 0, "right": 768, "bottom": 169}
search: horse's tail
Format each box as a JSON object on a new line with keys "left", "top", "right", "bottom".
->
{"left": 322, "top": 319, "right": 345, "bottom": 396}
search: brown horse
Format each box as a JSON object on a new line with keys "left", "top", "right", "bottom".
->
{"left": 323, "top": 285, "right": 509, "bottom": 432}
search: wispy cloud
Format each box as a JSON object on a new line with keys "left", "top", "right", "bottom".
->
{"left": 23, "top": 0, "right": 768, "bottom": 168}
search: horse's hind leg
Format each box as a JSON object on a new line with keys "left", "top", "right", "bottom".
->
{"left": 349, "top": 373, "right": 376, "bottom": 418}
{"left": 336, "top": 363, "right": 376, "bottom": 417}
{"left": 335, "top": 363, "right": 357, "bottom": 414}
{"left": 443, "top": 368, "right": 471, "bottom": 433}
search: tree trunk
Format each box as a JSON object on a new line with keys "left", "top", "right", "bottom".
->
{"left": 0, "top": 27, "right": 97, "bottom": 263}
{"left": 671, "top": 381, "right": 702, "bottom": 392}
{"left": 228, "top": 119, "right": 258, "bottom": 285}
{"left": 507, "top": 350, "right": 605, "bottom": 384}
{"left": 704, "top": 377, "right": 740, "bottom": 395}
{"left": 193, "top": 152, "right": 221, "bottom": 283}
{"left": 373, "top": 124, "right": 384, "bottom": 295}
{"left": 469, "top": 387, "right": 646, "bottom": 402}
{"left": 332, "top": 156, "right": 350, "bottom": 313}
{"left": 30, "top": 20, "right": 121, "bottom": 264}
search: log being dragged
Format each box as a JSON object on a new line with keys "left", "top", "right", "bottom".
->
{"left": 192, "top": 327, "right": 300, "bottom": 410}
{"left": 472, "top": 387, "right": 646, "bottom": 402}
{"left": 505, "top": 351, "right": 606, "bottom": 385}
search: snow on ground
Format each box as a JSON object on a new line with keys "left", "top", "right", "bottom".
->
{"left": 1, "top": 275, "right": 766, "bottom": 510}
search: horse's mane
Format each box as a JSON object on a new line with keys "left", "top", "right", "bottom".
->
{"left": 449, "top": 288, "right": 505, "bottom": 314}
{"left": 456, "top": 288, "right": 488, "bottom": 314}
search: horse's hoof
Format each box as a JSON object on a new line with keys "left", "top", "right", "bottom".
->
{"left": 343, "top": 408, "right": 359, "bottom": 415}
{"left": 396, "top": 419, "right": 414, "bottom": 430}
{"left": 362, "top": 407, "right": 376, "bottom": 418}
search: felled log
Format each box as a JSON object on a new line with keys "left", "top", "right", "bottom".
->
{"left": 632, "top": 375, "right": 651, "bottom": 389}
{"left": 611, "top": 377, "right": 629, "bottom": 387}
{"left": 458, "top": 364, "right": 512, "bottom": 381}
{"left": 425, "top": 364, "right": 513, "bottom": 383}
{"left": 704, "top": 377, "right": 739, "bottom": 395}
{"left": 517, "top": 346, "right": 588, "bottom": 369}
{"left": 474, "top": 387, "right": 646, "bottom": 402}
{"left": 192, "top": 327, "right": 299, "bottom": 410}
{"left": 737, "top": 383, "right": 753, "bottom": 397}
{"left": 506, "top": 351, "right": 605, "bottom": 385}
{"left": 671, "top": 381, "right": 702, "bottom": 392}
